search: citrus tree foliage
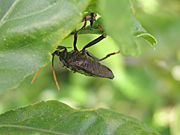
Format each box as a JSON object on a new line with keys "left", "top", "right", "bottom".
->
{"left": 0, "top": 0, "right": 158, "bottom": 134}
{"left": 0, "top": 101, "right": 160, "bottom": 134}
{"left": 0, "top": 0, "right": 156, "bottom": 92}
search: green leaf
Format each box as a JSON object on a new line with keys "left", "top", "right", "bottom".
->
{"left": 133, "top": 18, "right": 157, "bottom": 49}
{"left": 0, "top": 100, "right": 160, "bottom": 135}
{"left": 135, "top": 32, "right": 157, "bottom": 50}
{"left": 0, "top": 0, "right": 91, "bottom": 93}
{"left": 86, "top": 0, "right": 100, "bottom": 13}
{"left": 76, "top": 17, "right": 157, "bottom": 51}
{"left": 98, "top": 0, "right": 140, "bottom": 56}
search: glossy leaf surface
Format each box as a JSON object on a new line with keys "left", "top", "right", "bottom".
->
{"left": 0, "top": 0, "right": 91, "bottom": 92}
{"left": 0, "top": 100, "right": 160, "bottom": 135}
{"left": 98, "top": 0, "right": 140, "bottom": 56}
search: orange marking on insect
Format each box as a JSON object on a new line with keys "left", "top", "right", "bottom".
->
{"left": 31, "top": 68, "right": 42, "bottom": 84}
{"left": 52, "top": 66, "right": 60, "bottom": 90}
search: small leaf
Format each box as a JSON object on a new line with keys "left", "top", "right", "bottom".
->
{"left": 0, "top": 0, "right": 91, "bottom": 92}
{"left": 133, "top": 18, "right": 157, "bottom": 49}
{"left": 0, "top": 100, "right": 160, "bottom": 135}
{"left": 135, "top": 32, "right": 157, "bottom": 50}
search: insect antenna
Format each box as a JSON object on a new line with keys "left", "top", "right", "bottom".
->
{"left": 52, "top": 51, "right": 60, "bottom": 90}
{"left": 31, "top": 68, "right": 42, "bottom": 84}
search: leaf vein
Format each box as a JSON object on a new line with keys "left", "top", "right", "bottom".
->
{"left": 0, "top": 0, "right": 20, "bottom": 27}
{"left": 0, "top": 124, "right": 69, "bottom": 135}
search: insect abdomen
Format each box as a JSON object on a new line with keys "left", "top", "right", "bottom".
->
{"left": 71, "top": 58, "right": 114, "bottom": 79}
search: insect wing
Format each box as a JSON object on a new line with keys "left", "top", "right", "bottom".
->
{"left": 69, "top": 52, "right": 114, "bottom": 79}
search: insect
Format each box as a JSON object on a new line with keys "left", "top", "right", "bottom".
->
{"left": 31, "top": 15, "right": 120, "bottom": 90}
{"left": 81, "top": 13, "right": 97, "bottom": 26}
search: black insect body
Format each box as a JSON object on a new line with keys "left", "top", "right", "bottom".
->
{"left": 53, "top": 46, "right": 115, "bottom": 79}
{"left": 31, "top": 15, "right": 119, "bottom": 90}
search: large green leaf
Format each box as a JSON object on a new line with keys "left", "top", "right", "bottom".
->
{"left": 0, "top": 0, "right": 91, "bottom": 92}
{"left": 98, "top": 0, "right": 140, "bottom": 56}
{"left": 0, "top": 100, "right": 160, "bottom": 135}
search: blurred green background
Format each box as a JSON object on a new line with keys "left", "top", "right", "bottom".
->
{"left": 0, "top": 0, "right": 180, "bottom": 135}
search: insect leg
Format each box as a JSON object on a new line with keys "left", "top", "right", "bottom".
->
{"left": 81, "top": 13, "right": 96, "bottom": 26}
{"left": 52, "top": 51, "right": 60, "bottom": 90}
{"left": 82, "top": 34, "right": 106, "bottom": 51}
{"left": 74, "top": 17, "right": 87, "bottom": 51}
{"left": 86, "top": 51, "right": 99, "bottom": 60}
{"left": 90, "top": 13, "right": 96, "bottom": 26}
{"left": 81, "top": 24, "right": 106, "bottom": 51}
{"left": 98, "top": 51, "right": 120, "bottom": 61}
{"left": 56, "top": 46, "right": 70, "bottom": 50}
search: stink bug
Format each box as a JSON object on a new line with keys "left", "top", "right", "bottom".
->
{"left": 31, "top": 15, "right": 119, "bottom": 90}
